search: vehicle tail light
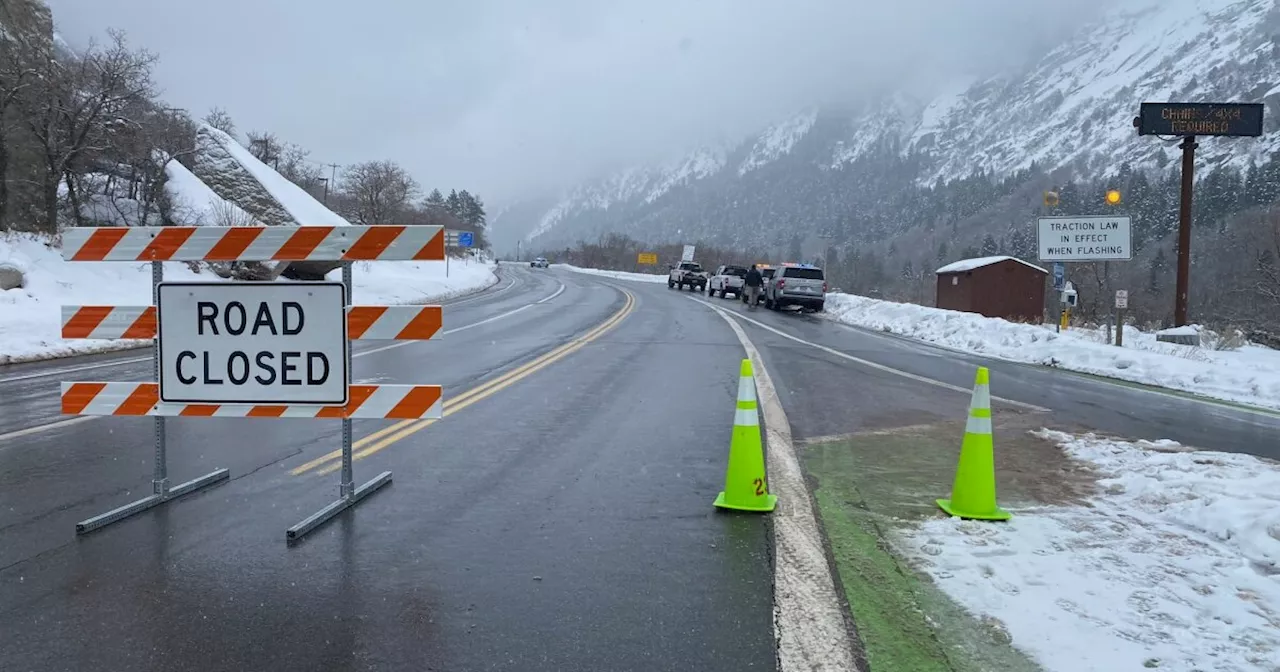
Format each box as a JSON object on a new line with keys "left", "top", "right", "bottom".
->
{"left": 776, "top": 279, "right": 785, "bottom": 290}
{"left": 822, "top": 282, "right": 828, "bottom": 293}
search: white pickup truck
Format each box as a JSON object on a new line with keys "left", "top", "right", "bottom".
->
{"left": 707, "top": 264, "right": 748, "bottom": 299}
{"left": 667, "top": 261, "right": 709, "bottom": 292}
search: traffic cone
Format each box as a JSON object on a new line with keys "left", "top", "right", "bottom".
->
{"left": 714, "top": 358, "right": 777, "bottom": 513}
{"left": 936, "top": 367, "right": 1011, "bottom": 521}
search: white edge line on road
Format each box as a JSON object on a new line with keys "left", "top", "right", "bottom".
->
{"left": 535, "top": 282, "right": 566, "bottom": 304}
{"left": 704, "top": 301, "right": 860, "bottom": 672}
{"left": 693, "top": 298, "right": 1049, "bottom": 413}
{"left": 0, "top": 280, "right": 564, "bottom": 444}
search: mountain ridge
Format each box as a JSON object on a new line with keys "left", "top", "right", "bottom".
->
{"left": 492, "top": 0, "right": 1280, "bottom": 255}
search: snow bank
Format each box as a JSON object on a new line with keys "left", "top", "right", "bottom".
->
{"left": 0, "top": 234, "right": 495, "bottom": 364}
{"left": 824, "top": 293, "right": 1280, "bottom": 410}
{"left": 903, "top": 430, "right": 1280, "bottom": 672}
{"left": 559, "top": 264, "right": 668, "bottom": 283}
{"left": 333, "top": 260, "right": 495, "bottom": 305}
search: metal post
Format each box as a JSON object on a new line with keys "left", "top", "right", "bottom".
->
{"left": 339, "top": 261, "right": 355, "bottom": 499}
{"left": 286, "top": 259, "right": 392, "bottom": 544}
{"left": 76, "top": 260, "right": 229, "bottom": 535}
{"left": 151, "top": 261, "right": 169, "bottom": 496}
{"left": 1174, "top": 135, "right": 1197, "bottom": 326}
{"left": 1103, "top": 261, "right": 1111, "bottom": 346}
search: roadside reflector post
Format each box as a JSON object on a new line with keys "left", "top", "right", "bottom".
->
{"left": 58, "top": 225, "right": 448, "bottom": 543}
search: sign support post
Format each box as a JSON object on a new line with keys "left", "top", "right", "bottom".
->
{"left": 340, "top": 261, "right": 355, "bottom": 498}
{"left": 1174, "top": 136, "right": 1197, "bottom": 327}
{"left": 74, "top": 260, "right": 231, "bottom": 535}
{"left": 1135, "top": 102, "right": 1264, "bottom": 325}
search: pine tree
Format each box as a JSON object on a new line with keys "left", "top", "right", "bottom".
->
{"left": 980, "top": 233, "right": 999, "bottom": 256}
{"left": 1149, "top": 247, "right": 1168, "bottom": 294}
{"left": 425, "top": 189, "right": 446, "bottom": 210}
{"left": 445, "top": 189, "right": 462, "bottom": 216}
{"left": 457, "top": 190, "right": 486, "bottom": 227}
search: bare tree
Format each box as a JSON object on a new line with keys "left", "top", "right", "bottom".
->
{"left": 244, "top": 128, "right": 324, "bottom": 194}
{"left": 276, "top": 142, "right": 323, "bottom": 193}
{"left": 339, "top": 160, "right": 420, "bottom": 225}
{"left": 245, "top": 130, "right": 281, "bottom": 167}
{"left": 16, "top": 29, "right": 158, "bottom": 232}
{"left": 203, "top": 106, "right": 236, "bottom": 137}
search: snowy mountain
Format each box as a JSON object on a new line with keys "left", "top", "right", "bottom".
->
{"left": 494, "top": 0, "right": 1280, "bottom": 254}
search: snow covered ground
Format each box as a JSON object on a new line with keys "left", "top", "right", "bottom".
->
{"left": 558, "top": 264, "right": 668, "bottom": 283}
{"left": 824, "top": 293, "right": 1280, "bottom": 410}
{"left": 0, "top": 234, "right": 494, "bottom": 364}
{"left": 903, "top": 430, "right": 1280, "bottom": 672}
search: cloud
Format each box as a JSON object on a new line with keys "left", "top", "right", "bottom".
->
{"left": 44, "top": 0, "right": 1112, "bottom": 203}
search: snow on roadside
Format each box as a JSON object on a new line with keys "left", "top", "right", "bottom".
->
{"left": 823, "top": 292, "right": 1280, "bottom": 410}
{"left": 559, "top": 264, "right": 668, "bottom": 283}
{"left": 0, "top": 234, "right": 494, "bottom": 364}
{"left": 903, "top": 430, "right": 1280, "bottom": 672}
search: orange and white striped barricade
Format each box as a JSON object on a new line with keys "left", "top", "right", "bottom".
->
{"left": 58, "top": 225, "right": 447, "bottom": 542}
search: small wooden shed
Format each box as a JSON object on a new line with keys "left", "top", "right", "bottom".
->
{"left": 935, "top": 256, "right": 1048, "bottom": 323}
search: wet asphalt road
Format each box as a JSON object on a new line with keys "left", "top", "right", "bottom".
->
{"left": 0, "top": 266, "right": 776, "bottom": 672}
{"left": 3, "top": 265, "right": 1278, "bottom": 671}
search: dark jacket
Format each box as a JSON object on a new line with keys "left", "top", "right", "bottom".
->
{"left": 744, "top": 269, "right": 763, "bottom": 287}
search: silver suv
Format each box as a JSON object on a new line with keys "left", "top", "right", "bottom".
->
{"left": 764, "top": 264, "right": 826, "bottom": 312}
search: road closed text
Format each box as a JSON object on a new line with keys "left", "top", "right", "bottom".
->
{"left": 158, "top": 282, "right": 349, "bottom": 405}
{"left": 173, "top": 301, "right": 331, "bottom": 388}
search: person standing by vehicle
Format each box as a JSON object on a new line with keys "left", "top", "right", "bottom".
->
{"left": 743, "top": 264, "right": 763, "bottom": 309}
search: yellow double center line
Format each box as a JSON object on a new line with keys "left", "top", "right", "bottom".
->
{"left": 291, "top": 288, "right": 636, "bottom": 477}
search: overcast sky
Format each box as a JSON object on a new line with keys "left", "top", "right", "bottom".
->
{"left": 47, "top": 0, "right": 1110, "bottom": 204}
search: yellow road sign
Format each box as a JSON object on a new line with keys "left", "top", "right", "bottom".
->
{"left": 637, "top": 252, "right": 658, "bottom": 265}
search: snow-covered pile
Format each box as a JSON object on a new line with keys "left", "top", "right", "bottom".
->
{"left": 904, "top": 430, "right": 1280, "bottom": 672}
{"left": 559, "top": 264, "right": 668, "bottom": 283}
{"left": 164, "top": 158, "right": 259, "bottom": 226}
{"left": 0, "top": 234, "right": 494, "bottom": 364}
{"left": 195, "top": 125, "right": 347, "bottom": 227}
{"left": 824, "top": 292, "right": 1280, "bottom": 410}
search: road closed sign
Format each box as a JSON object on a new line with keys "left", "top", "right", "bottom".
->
{"left": 157, "top": 282, "right": 349, "bottom": 405}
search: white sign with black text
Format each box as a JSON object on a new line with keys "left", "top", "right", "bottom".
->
{"left": 1115, "top": 290, "right": 1129, "bottom": 309}
{"left": 681, "top": 245, "right": 696, "bottom": 262}
{"left": 157, "top": 282, "right": 349, "bottom": 405}
{"left": 1037, "top": 215, "right": 1132, "bottom": 262}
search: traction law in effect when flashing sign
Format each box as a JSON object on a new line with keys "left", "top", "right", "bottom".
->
{"left": 1037, "top": 216, "right": 1132, "bottom": 262}
{"left": 157, "top": 282, "right": 349, "bottom": 405}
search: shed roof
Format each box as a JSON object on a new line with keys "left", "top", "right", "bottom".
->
{"left": 935, "top": 255, "right": 1048, "bottom": 275}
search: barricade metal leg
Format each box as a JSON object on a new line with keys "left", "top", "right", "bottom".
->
{"left": 76, "top": 261, "right": 229, "bottom": 536}
{"left": 286, "top": 262, "right": 392, "bottom": 544}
